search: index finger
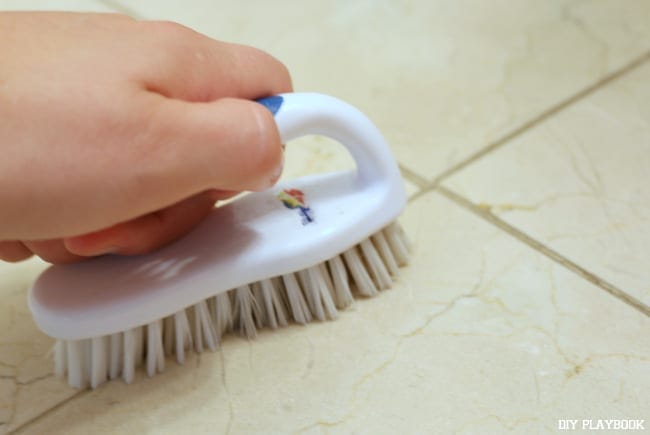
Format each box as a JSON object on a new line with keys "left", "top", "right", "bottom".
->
{"left": 139, "top": 21, "right": 293, "bottom": 102}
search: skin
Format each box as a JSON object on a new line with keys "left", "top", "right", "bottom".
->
{"left": 0, "top": 12, "right": 292, "bottom": 264}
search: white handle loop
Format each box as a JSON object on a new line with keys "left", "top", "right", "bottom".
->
{"left": 258, "top": 93, "right": 402, "bottom": 186}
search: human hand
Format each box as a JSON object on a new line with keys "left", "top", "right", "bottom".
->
{"left": 0, "top": 12, "right": 291, "bottom": 263}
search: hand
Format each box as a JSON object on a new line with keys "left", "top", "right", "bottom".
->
{"left": 0, "top": 12, "right": 291, "bottom": 263}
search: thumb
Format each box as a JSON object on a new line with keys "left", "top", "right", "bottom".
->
{"left": 132, "top": 96, "right": 284, "bottom": 210}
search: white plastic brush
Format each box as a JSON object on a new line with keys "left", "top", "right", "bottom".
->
{"left": 28, "top": 92, "right": 411, "bottom": 389}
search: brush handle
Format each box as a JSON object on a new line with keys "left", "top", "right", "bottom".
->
{"left": 257, "top": 93, "right": 402, "bottom": 186}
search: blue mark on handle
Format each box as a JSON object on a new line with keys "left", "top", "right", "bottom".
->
{"left": 256, "top": 95, "right": 284, "bottom": 116}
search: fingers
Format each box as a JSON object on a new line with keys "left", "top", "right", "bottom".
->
{"left": 22, "top": 240, "right": 84, "bottom": 264}
{"left": 2, "top": 191, "right": 219, "bottom": 264}
{"left": 162, "top": 96, "right": 284, "bottom": 192}
{"left": 0, "top": 241, "right": 33, "bottom": 262}
{"left": 141, "top": 21, "right": 292, "bottom": 101}
{"left": 121, "top": 96, "right": 283, "bottom": 221}
{"left": 65, "top": 190, "right": 217, "bottom": 257}
{"left": 0, "top": 18, "right": 289, "bottom": 254}
{"left": 135, "top": 23, "right": 290, "bottom": 197}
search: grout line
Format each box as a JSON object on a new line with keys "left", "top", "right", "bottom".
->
{"left": 97, "top": 0, "right": 143, "bottom": 19}
{"left": 9, "top": 390, "right": 89, "bottom": 435}
{"left": 408, "top": 51, "right": 650, "bottom": 315}
{"left": 436, "top": 185, "right": 650, "bottom": 317}
{"left": 399, "top": 164, "right": 429, "bottom": 189}
{"left": 408, "top": 187, "right": 430, "bottom": 204}
{"left": 400, "top": 164, "right": 430, "bottom": 203}
{"left": 429, "top": 50, "right": 650, "bottom": 186}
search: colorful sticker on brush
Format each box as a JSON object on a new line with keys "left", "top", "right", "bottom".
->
{"left": 277, "top": 188, "right": 314, "bottom": 225}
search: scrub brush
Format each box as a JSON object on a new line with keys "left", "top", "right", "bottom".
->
{"left": 28, "top": 92, "right": 411, "bottom": 389}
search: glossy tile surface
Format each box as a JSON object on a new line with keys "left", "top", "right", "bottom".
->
{"left": 445, "top": 61, "right": 650, "bottom": 306}
{"left": 0, "top": 1, "right": 648, "bottom": 434}
{"left": 0, "top": 260, "right": 77, "bottom": 434}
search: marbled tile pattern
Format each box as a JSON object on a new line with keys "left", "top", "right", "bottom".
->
{"left": 0, "top": 1, "right": 648, "bottom": 434}
{"left": 445, "top": 61, "right": 650, "bottom": 306}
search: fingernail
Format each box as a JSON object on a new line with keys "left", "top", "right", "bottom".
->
{"left": 66, "top": 239, "right": 120, "bottom": 257}
{"left": 78, "top": 245, "right": 120, "bottom": 257}
{"left": 98, "top": 246, "right": 120, "bottom": 256}
{"left": 269, "top": 149, "right": 285, "bottom": 186}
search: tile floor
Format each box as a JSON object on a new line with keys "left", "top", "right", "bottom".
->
{"left": 0, "top": 1, "right": 648, "bottom": 434}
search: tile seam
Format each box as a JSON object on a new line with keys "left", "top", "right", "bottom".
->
{"left": 97, "top": 0, "right": 143, "bottom": 19}
{"left": 399, "top": 164, "right": 429, "bottom": 190}
{"left": 9, "top": 391, "right": 89, "bottom": 435}
{"left": 436, "top": 185, "right": 649, "bottom": 317}
{"left": 429, "top": 50, "right": 650, "bottom": 187}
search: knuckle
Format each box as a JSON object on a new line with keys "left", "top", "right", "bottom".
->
{"left": 145, "top": 20, "right": 195, "bottom": 47}
{"left": 243, "top": 47, "right": 293, "bottom": 93}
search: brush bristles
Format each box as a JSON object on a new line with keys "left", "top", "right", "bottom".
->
{"left": 54, "top": 222, "right": 410, "bottom": 389}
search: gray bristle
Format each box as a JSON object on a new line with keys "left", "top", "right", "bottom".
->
{"left": 54, "top": 221, "right": 411, "bottom": 389}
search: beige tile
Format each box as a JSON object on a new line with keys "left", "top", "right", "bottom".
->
{"left": 111, "top": 0, "right": 650, "bottom": 181}
{"left": 15, "top": 192, "right": 649, "bottom": 434}
{"left": 445, "top": 60, "right": 650, "bottom": 305}
{"left": 0, "top": 259, "right": 80, "bottom": 435}
{"left": 0, "top": 1, "right": 116, "bottom": 11}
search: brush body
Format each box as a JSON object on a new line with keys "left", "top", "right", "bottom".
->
{"left": 28, "top": 93, "right": 410, "bottom": 388}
